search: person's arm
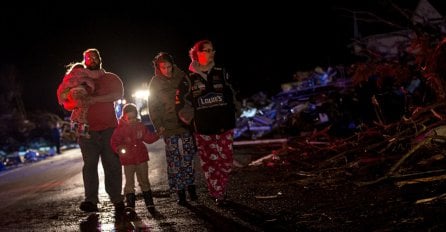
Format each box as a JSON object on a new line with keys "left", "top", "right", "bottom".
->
{"left": 58, "top": 70, "right": 99, "bottom": 108}
{"left": 147, "top": 77, "right": 163, "bottom": 131}
{"left": 176, "top": 75, "right": 194, "bottom": 125}
{"left": 62, "top": 98, "right": 77, "bottom": 111}
{"left": 142, "top": 125, "right": 160, "bottom": 144}
{"left": 56, "top": 82, "right": 68, "bottom": 105}
{"left": 57, "top": 79, "right": 77, "bottom": 111}
{"left": 90, "top": 91, "right": 122, "bottom": 103}
{"left": 57, "top": 73, "right": 77, "bottom": 105}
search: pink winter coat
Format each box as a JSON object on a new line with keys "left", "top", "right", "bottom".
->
{"left": 110, "top": 119, "right": 159, "bottom": 165}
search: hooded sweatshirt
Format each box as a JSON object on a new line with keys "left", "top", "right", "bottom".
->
{"left": 148, "top": 65, "right": 191, "bottom": 136}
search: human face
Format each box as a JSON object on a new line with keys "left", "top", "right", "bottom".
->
{"left": 123, "top": 111, "right": 138, "bottom": 124}
{"left": 197, "top": 43, "right": 215, "bottom": 65}
{"left": 158, "top": 61, "right": 173, "bottom": 77}
{"left": 84, "top": 51, "right": 101, "bottom": 70}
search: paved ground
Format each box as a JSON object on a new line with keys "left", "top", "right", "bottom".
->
{"left": 1, "top": 139, "right": 446, "bottom": 231}
{"left": 0, "top": 140, "right": 266, "bottom": 232}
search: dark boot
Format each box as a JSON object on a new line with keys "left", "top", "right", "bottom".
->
{"left": 125, "top": 193, "right": 136, "bottom": 208}
{"left": 113, "top": 201, "right": 126, "bottom": 215}
{"left": 177, "top": 189, "right": 187, "bottom": 206}
{"left": 143, "top": 191, "right": 155, "bottom": 208}
{"left": 187, "top": 185, "right": 198, "bottom": 201}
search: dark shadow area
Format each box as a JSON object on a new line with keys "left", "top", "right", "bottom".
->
{"left": 222, "top": 200, "right": 303, "bottom": 231}
{"left": 147, "top": 207, "right": 166, "bottom": 220}
{"left": 146, "top": 207, "right": 177, "bottom": 231}
{"left": 185, "top": 202, "right": 257, "bottom": 232}
{"left": 138, "top": 190, "right": 171, "bottom": 199}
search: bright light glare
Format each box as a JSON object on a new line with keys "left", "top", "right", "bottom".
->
{"left": 117, "top": 99, "right": 127, "bottom": 104}
{"left": 132, "top": 90, "right": 150, "bottom": 100}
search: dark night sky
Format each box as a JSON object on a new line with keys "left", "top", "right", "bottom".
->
{"left": 1, "top": 1, "right": 445, "bottom": 118}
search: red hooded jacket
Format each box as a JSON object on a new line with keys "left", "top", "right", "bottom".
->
{"left": 110, "top": 119, "right": 159, "bottom": 165}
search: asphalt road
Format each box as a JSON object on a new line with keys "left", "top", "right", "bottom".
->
{"left": 0, "top": 139, "right": 263, "bottom": 232}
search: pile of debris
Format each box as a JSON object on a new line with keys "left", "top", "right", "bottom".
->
{"left": 235, "top": 36, "right": 446, "bottom": 191}
{"left": 235, "top": 66, "right": 349, "bottom": 140}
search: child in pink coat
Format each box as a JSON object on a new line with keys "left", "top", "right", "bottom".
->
{"left": 56, "top": 62, "right": 104, "bottom": 138}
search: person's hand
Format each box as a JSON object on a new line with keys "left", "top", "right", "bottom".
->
{"left": 157, "top": 127, "right": 165, "bottom": 136}
{"left": 178, "top": 104, "right": 194, "bottom": 125}
{"left": 85, "top": 81, "right": 95, "bottom": 92}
